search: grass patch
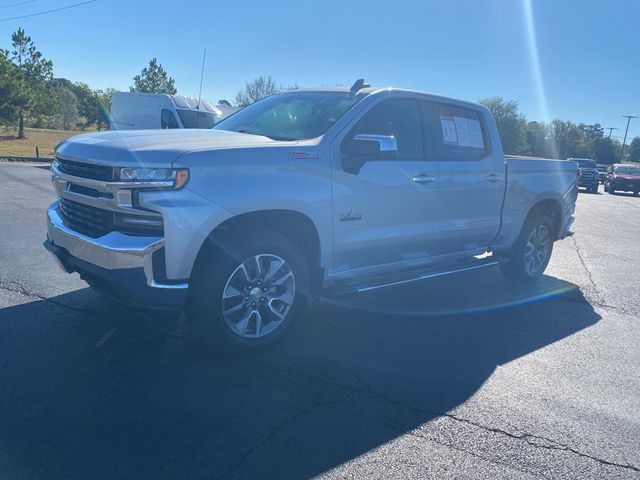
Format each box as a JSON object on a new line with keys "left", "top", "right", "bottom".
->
{"left": 0, "top": 128, "right": 93, "bottom": 158}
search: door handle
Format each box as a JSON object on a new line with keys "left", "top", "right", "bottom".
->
{"left": 485, "top": 173, "right": 503, "bottom": 183}
{"left": 412, "top": 174, "right": 436, "bottom": 184}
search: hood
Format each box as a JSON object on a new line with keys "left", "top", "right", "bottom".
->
{"left": 55, "top": 129, "right": 279, "bottom": 167}
{"left": 614, "top": 173, "right": 640, "bottom": 180}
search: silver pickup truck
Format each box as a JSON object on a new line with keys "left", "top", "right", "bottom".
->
{"left": 45, "top": 81, "right": 578, "bottom": 353}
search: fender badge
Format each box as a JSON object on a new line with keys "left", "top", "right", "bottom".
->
{"left": 339, "top": 211, "right": 363, "bottom": 222}
{"left": 289, "top": 151, "right": 321, "bottom": 160}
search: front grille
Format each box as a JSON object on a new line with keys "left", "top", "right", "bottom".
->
{"left": 58, "top": 198, "right": 164, "bottom": 238}
{"left": 580, "top": 171, "right": 595, "bottom": 180}
{"left": 68, "top": 183, "right": 113, "bottom": 199}
{"left": 57, "top": 158, "right": 115, "bottom": 181}
{"left": 58, "top": 198, "right": 114, "bottom": 238}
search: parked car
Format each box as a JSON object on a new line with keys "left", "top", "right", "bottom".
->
{"left": 597, "top": 166, "right": 608, "bottom": 184}
{"left": 604, "top": 164, "right": 640, "bottom": 195}
{"left": 568, "top": 158, "right": 599, "bottom": 193}
{"left": 110, "top": 92, "right": 234, "bottom": 130}
{"left": 46, "top": 81, "right": 578, "bottom": 353}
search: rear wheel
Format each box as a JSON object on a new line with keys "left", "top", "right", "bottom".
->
{"left": 500, "top": 213, "right": 554, "bottom": 284}
{"left": 185, "top": 231, "right": 309, "bottom": 355}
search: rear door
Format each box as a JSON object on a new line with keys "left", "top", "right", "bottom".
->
{"left": 425, "top": 102, "right": 504, "bottom": 256}
{"left": 330, "top": 96, "right": 440, "bottom": 276}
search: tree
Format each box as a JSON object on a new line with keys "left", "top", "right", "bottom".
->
{"left": 0, "top": 51, "right": 27, "bottom": 127}
{"left": 592, "top": 137, "right": 618, "bottom": 165}
{"left": 628, "top": 137, "right": 640, "bottom": 162}
{"left": 55, "top": 87, "right": 78, "bottom": 130}
{"left": 547, "top": 120, "right": 590, "bottom": 159}
{"left": 525, "top": 121, "right": 552, "bottom": 157}
{"left": 479, "top": 97, "right": 528, "bottom": 155}
{"left": 130, "top": 58, "right": 176, "bottom": 95}
{"left": 580, "top": 123, "right": 604, "bottom": 143}
{"left": 235, "top": 75, "right": 278, "bottom": 107}
{"left": 9, "top": 28, "right": 54, "bottom": 137}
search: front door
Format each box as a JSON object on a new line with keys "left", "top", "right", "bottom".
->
{"left": 331, "top": 97, "right": 440, "bottom": 277}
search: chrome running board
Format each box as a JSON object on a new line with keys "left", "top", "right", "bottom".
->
{"left": 326, "top": 255, "right": 506, "bottom": 296}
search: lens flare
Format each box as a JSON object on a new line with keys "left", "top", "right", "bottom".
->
{"left": 523, "top": 0, "right": 559, "bottom": 158}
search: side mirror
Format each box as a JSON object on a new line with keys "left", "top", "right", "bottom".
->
{"left": 343, "top": 134, "right": 397, "bottom": 157}
{"left": 341, "top": 134, "right": 397, "bottom": 174}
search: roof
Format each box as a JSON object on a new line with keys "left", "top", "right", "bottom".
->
{"left": 286, "top": 86, "right": 486, "bottom": 110}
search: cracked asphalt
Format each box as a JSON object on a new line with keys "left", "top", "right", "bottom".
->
{"left": 1, "top": 162, "right": 639, "bottom": 479}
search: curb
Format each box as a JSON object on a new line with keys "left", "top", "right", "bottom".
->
{"left": 0, "top": 156, "right": 54, "bottom": 163}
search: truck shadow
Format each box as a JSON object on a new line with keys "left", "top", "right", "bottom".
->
{"left": 0, "top": 270, "right": 600, "bottom": 479}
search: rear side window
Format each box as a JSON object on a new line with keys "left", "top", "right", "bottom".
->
{"left": 161, "top": 109, "right": 180, "bottom": 129}
{"left": 348, "top": 98, "right": 423, "bottom": 159}
{"left": 430, "top": 103, "right": 489, "bottom": 160}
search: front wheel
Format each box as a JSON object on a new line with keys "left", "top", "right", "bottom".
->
{"left": 185, "top": 231, "right": 309, "bottom": 355}
{"left": 499, "top": 214, "right": 554, "bottom": 284}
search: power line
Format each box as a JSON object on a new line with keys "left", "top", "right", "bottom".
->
{"left": 0, "top": 0, "right": 97, "bottom": 21}
{"left": 0, "top": 0, "right": 40, "bottom": 10}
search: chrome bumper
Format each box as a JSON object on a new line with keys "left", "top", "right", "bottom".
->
{"left": 46, "top": 201, "right": 187, "bottom": 290}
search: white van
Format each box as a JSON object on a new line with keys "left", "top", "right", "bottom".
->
{"left": 109, "top": 92, "right": 233, "bottom": 130}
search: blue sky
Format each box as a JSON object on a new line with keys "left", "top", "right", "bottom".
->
{"left": 1, "top": 0, "right": 639, "bottom": 140}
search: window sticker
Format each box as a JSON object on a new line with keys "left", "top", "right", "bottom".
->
{"left": 440, "top": 115, "right": 458, "bottom": 145}
{"left": 454, "top": 116, "right": 472, "bottom": 147}
{"left": 467, "top": 118, "right": 484, "bottom": 149}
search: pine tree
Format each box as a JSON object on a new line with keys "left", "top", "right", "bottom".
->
{"left": 130, "top": 58, "right": 177, "bottom": 95}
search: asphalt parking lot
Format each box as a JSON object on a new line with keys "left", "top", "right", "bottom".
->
{"left": 1, "top": 162, "right": 639, "bottom": 480}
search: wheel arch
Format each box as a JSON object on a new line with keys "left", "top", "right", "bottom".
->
{"left": 192, "top": 209, "right": 324, "bottom": 291}
{"left": 524, "top": 197, "right": 563, "bottom": 240}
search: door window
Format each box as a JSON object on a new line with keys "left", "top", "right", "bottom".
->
{"left": 430, "top": 103, "right": 489, "bottom": 160}
{"left": 161, "top": 109, "right": 180, "bottom": 129}
{"left": 346, "top": 98, "right": 424, "bottom": 159}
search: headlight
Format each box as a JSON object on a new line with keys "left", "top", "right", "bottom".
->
{"left": 119, "top": 168, "right": 189, "bottom": 189}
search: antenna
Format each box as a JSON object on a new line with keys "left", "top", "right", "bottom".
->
{"left": 196, "top": 48, "right": 207, "bottom": 128}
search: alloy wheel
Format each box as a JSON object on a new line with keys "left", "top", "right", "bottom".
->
{"left": 523, "top": 224, "right": 551, "bottom": 276}
{"left": 221, "top": 254, "right": 296, "bottom": 338}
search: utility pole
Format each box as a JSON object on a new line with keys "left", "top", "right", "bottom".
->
{"left": 605, "top": 127, "right": 618, "bottom": 139}
{"left": 620, "top": 116, "right": 638, "bottom": 162}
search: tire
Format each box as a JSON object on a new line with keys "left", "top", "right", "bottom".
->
{"left": 185, "top": 231, "right": 309, "bottom": 355}
{"left": 499, "top": 213, "right": 554, "bottom": 284}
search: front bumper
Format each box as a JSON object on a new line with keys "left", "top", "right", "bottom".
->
{"left": 578, "top": 178, "right": 598, "bottom": 187}
{"left": 611, "top": 181, "right": 640, "bottom": 192}
{"left": 45, "top": 202, "right": 188, "bottom": 309}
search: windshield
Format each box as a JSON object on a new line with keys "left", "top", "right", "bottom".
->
{"left": 576, "top": 159, "right": 597, "bottom": 168}
{"left": 177, "top": 109, "right": 221, "bottom": 129}
{"left": 213, "top": 91, "right": 366, "bottom": 141}
{"left": 615, "top": 166, "right": 640, "bottom": 174}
